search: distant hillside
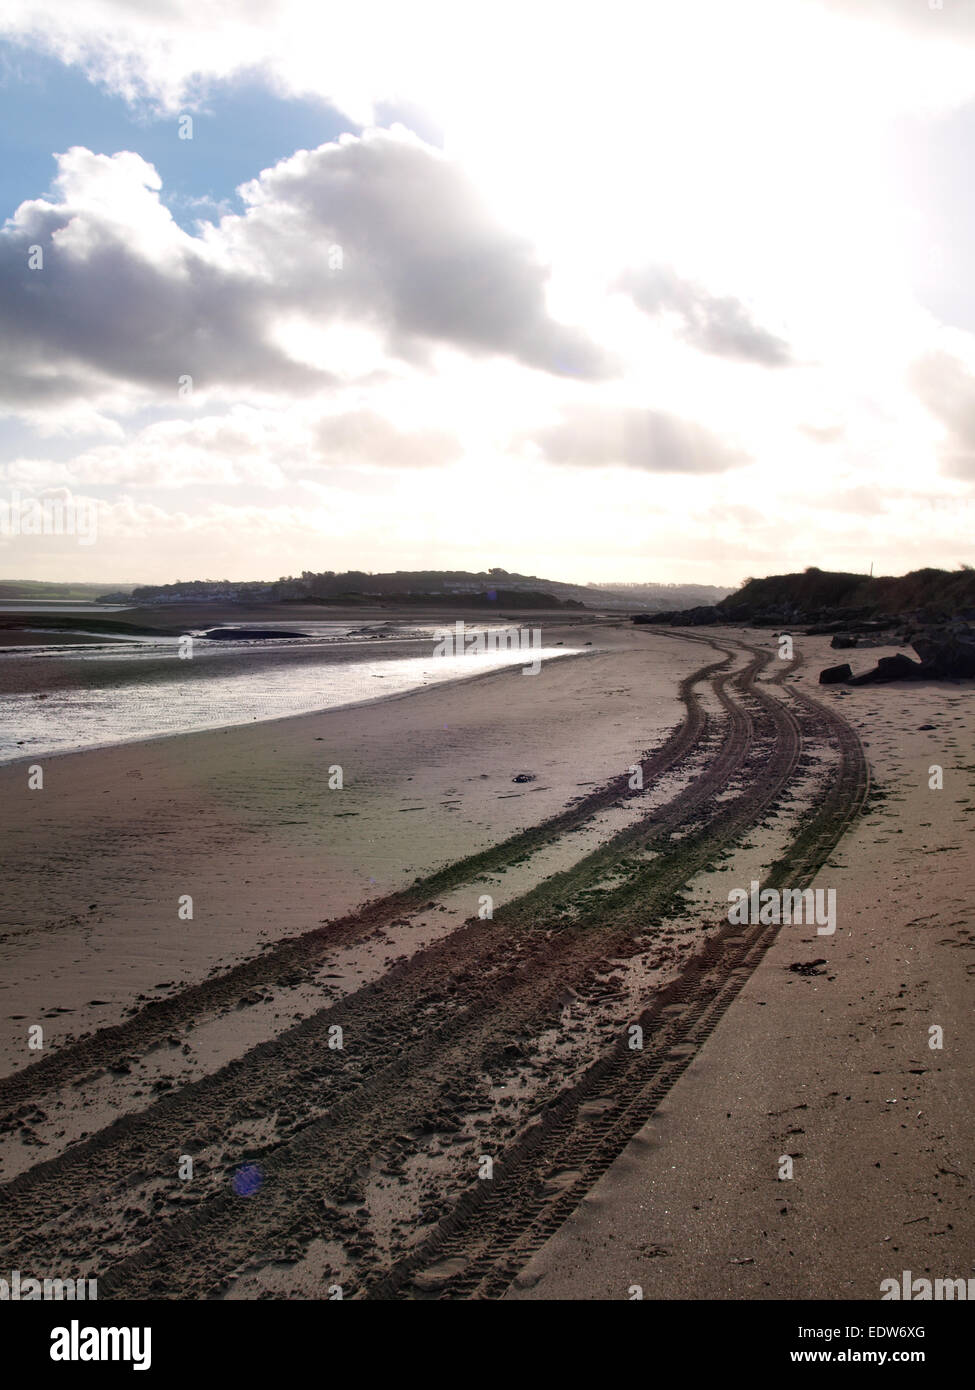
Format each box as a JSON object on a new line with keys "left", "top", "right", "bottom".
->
{"left": 587, "top": 581, "right": 733, "bottom": 610}
{"left": 635, "top": 566, "right": 975, "bottom": 627}
{"left": 0, "top": 580, "right": 134, "bottom": 602}
{"left": 100, "top": 569, "right": 728, "bottom": 611}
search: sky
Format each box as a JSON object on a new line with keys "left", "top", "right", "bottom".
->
{"left": 2, "top": 0, "right": 975, "bottom": 587}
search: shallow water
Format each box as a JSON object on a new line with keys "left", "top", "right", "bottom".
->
{"left": 0, "top": 602, "right": 133, "bottom": 612}
{"left": 0, "top": 636, "right": 575, "bottom": 762}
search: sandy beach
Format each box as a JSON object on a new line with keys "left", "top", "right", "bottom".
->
{"left": 509, "top": 633, "right": 975, "bottom": 1299}
{"left": 0, "top": 620, "right": 971, "bottom": 1300}
{"left": 0, "top": 616, "right": 682, "bottom": 1076}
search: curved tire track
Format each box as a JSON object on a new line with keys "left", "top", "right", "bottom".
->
{"left": 0, "top": 634, "right": 866, "bottom": 1301}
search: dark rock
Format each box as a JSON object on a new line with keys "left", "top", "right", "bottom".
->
{"left": 788, "top": 959, "right": 828, "bottom": 976}
{"left": 829, "top": 634, "right": 858, "bottom": 649}
{"left": 911, "top": 635, "right": 975, "bottom": 678}
{"left": 879, "top": 653, "right": 924, "bottom": 678}
{"left": 819, "top": 663, "right": 852, "bottom": 685}
{"left": 849, "top": 652, "right": 924, "bottom": 684}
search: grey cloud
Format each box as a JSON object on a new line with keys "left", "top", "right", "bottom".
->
{"left": 253, "top": 133, "right": 616, "bottom": 379}
{"left": 530, "top": 405, "right": 746, "bottom": 474}
{"left": 618, "top": 265, "right": 793, "bottom": 367}
{"left": 0, "top": 197, "right": 331, "bottom": 407}
{"left": 911, "top": 350, "right": 975, "bottom": 477}
{"left": 0, "top": 131, "right": 614, "bottom": 410}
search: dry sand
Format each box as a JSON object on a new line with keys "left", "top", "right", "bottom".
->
{"left": 508, "top": 631, "right": 975, "bottom": 1299}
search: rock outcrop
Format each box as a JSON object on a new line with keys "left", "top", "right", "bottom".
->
{"left": 911, "top": 635, "right": 975, "bottom": 679}
{"left": 848, "top": 653, "right": 924, "bottom": 685}
{"left": 819, "top": 663, "right": 853, "bottom": 685}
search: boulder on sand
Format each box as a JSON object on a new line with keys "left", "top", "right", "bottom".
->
{"left": 911, "top": 635, "right": 975, "bottom": 679}
{"left": 848, "top": 653, "right": 924, "bottom": 685}
{"left": 829, "top": 634, "right": 858, "bottom": 649}
{"left": 819, "top": 663, "right": 852, "bottom": 685}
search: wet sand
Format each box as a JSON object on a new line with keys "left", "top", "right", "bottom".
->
{"left": 0, "top": 618, "right": 689, "bottom": 1074}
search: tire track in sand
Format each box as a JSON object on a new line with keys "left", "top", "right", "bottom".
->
{"left": 0, "top": 643, "right": 734, "bottom": 1113}
{"left": 0, "top": 636, "right": 865, "bottom": 1300}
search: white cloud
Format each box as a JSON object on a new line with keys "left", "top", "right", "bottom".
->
{"left": 911, "top": 349, "right": 975, "bottom": 478}
{"left": 3, "top": 0, "right": 975, "bottom": 581}
{"left": 0, "top": 403, "right": 465, "bottom": 489}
